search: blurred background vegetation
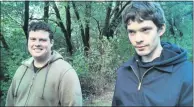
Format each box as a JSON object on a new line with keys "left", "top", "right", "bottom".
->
{"left": 0, "top": 1, "right": 192, "bottom": 106}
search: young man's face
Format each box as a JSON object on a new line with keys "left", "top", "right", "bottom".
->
{"left": 127, "top": 20, "right": 165, "bottom": 57}
{"left": 28, "top": 30, "right": 53, "bottom": 60}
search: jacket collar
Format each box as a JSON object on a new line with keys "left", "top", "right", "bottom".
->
{"left": 122, "top": 57, "right": 174, "bottom": 73}
{"left": 154, "top": 65, "right": 174, "bottom": 73}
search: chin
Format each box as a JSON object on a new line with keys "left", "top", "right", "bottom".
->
{"left": 136, "top": 50, "right": 150, "bottom": 56}
{"left": 32, "top": 55, "right": 43, "bottom": 58}
{"left": 31, "top": 53, "right": 43, "bottom": 57}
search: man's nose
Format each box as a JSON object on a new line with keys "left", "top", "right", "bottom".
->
{"left": 135, "top": 33, "right": 143, "bottom": 43}
{"left": 34, "top": 40, "right": 41, "bottom": 46}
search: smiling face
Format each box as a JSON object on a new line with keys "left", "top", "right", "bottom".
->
{"left": 127, "top": 20, "right": 165, "bottom": 61}
{"left": 28, "top": 30, "right": 53, "bottom": 61}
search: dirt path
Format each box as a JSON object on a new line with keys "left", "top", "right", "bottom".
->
{"left": 83, "top": 84, "right": 114, "bottom": 106}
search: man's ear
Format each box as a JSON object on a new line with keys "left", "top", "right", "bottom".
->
{"left": 159, "top": 24, "right": 166, "bottom": 37}
{"left": 51, "top": 39, "right": 54, "bottom": 47}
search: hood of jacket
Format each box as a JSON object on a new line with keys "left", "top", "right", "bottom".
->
{"left": 134, "top": 41, "right": 188, "bottom": 68}
{"left": 21, "top": 50, "right": 63, "bottom": 68}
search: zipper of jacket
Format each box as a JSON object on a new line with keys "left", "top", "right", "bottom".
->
{"left": 24, "top": 72, "right": 37, "bottom": 106}
{"left": 138, "top": 66, "right": 155, "bottom": 90}
{"left": 130, "top": 65, "right": 154, "bottom": 91}
{"left": 130, "top": 65, "right": 141, "bottom": 90}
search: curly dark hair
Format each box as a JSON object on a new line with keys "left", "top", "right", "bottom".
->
{"left": 122, "top": 1, "right": 166, "bottom": 30}
{"left": 28, "top": 21, "right": 53, "bottom": 41}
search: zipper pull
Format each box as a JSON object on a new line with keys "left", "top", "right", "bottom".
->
{"left": 30, "top": 75, "right": 35, "bottom": 86}
{"left": 31, "top": 74, "right": 36, "bottom": 86}
{"left": 138, "top": 82, "right": 142, "bottom": 91}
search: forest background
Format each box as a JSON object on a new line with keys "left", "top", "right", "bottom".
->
{"left": 0, "top": 1, "right": 193, "bottom": 106}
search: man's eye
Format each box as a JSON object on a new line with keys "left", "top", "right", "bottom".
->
{"left": 30, "top": 38, "right": 36, "bottom": 41}
{"left": 128, "top": 30, "right": 135, "bottom": 34}
{"left": 142, "top": 28, "right": 151, "bottom": 33}
{"left": 142, "top": 28, "right": 148, "bottom": 32}
{"left": 40, "top": 39, "right": 47, "bottom": 42}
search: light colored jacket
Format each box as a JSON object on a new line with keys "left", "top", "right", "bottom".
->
{"left": 6, "top": 51, "right": 82, "bottom": 106}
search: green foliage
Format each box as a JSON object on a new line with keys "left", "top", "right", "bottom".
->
{"left": 0, "top": 1, "right": 192, "bottom": 106}
{"left": 0, "top": 49, "right": 29, "bottom": 105}
{"left": 69, "top": 35, "right": 133, "bottom": 98}
{"left": 0, "top": 22, "right": 29, "bottom": 105}
{"left": 161, "top": 2, "right": 193, "bottom": 61}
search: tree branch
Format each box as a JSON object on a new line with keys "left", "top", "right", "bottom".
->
{"left": 6, "top": 14, "right": 22, "bottom": 27}
{"left": 44, "top": 1, "right": 49, "bottom": 23}
{"left": 23, "top": 1, "right": 29, "bottom": 39}
{"left": 91, "top": 16, "right": 101, "bottom": 35}
{"left": 0, "top": 32, "right": 9, "bottom": 50}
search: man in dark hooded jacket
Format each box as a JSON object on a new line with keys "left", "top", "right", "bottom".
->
{"left": 112, "top": 1, "right": 193, "bottom": 106}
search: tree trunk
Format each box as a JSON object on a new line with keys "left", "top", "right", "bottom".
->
{"left": 52, "top": 2, "right": 73, "bottom": 55}
{"left": 23, "top": 1, "right": 29, "bottom": 39}
{"left": 102, "top": 1, "right": 131, "bottom": 39}
{"left": 84, "top": 2, "right": 91, "bottom": 56}
{"left": 66, "top": 2, "right": 71, "bottom": 40}
{"left": 0, "top": 33, "right": 9, "bottom": 50}
{"left": 72, "top": 2, "right": 91, "bottom": 56}
{"left": 44, "top": 1, "right": 49, "bottom": 23}
{"left": 102, "top": 2, "right": 112, "bottom": 39}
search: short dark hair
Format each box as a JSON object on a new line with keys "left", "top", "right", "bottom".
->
{"left": 122, "top": 1, "right": 166, "bottom": 30}
{"left": 28, "top": 21, "right": 53, "bottom": 41}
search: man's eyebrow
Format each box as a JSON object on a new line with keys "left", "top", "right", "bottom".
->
{"left": 40, "top": 38, "right": 47, "bottom": 40}
{"left": 127, "top": 26, "right": 153, "bottom": 32}
{"left": 29, "top": 37, "right": 35, "bottom": 39}
{"left": 140, "top": 26, "right": 153, "bottom": 30}
{"left": 127, "top": 29, "right": 136, "bottom": 32}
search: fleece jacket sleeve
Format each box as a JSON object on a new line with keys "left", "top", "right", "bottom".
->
{"left": 59, "top": 68, "right": 82, "bottom": 106}
{"left": 5, "top": 78, "right": 16, "bottom": 106}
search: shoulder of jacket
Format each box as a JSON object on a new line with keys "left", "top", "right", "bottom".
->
{"left": 53, "top": 59, "right": 73, "bottom": 68}
{"left": 175, "top": 60, "right": 192, "bottom": 84}
{"left": 175, "top": 60, "right": 192, "bottom": 71}
{"left": 51, "top": 59, "right": 75, "bottom": 74}
{"left": 13, "top": 65, "right": 28, "bottom": 79}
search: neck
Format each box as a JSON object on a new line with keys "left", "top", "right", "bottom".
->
{"left": 142, "top": 44, "right": 163, "bottom": 63}
{"left": 33, "top": 53, "right": 52, "bottom": 68}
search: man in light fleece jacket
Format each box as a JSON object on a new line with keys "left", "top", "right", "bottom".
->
{"left": 6, "top": 21, "right": 82, "bottom": 106}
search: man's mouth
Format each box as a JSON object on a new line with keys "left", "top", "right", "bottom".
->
{"left": 135, "top": 45, "right": 148, "bottom": 50}
{"left": 136, "top": 46, "right": 145, "bottom": 48}
{"left": 33, "top": 48, "right": 43, "bottom": 52}
{"left": 136, "top": 45, "right": 146, "bottom": 48}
